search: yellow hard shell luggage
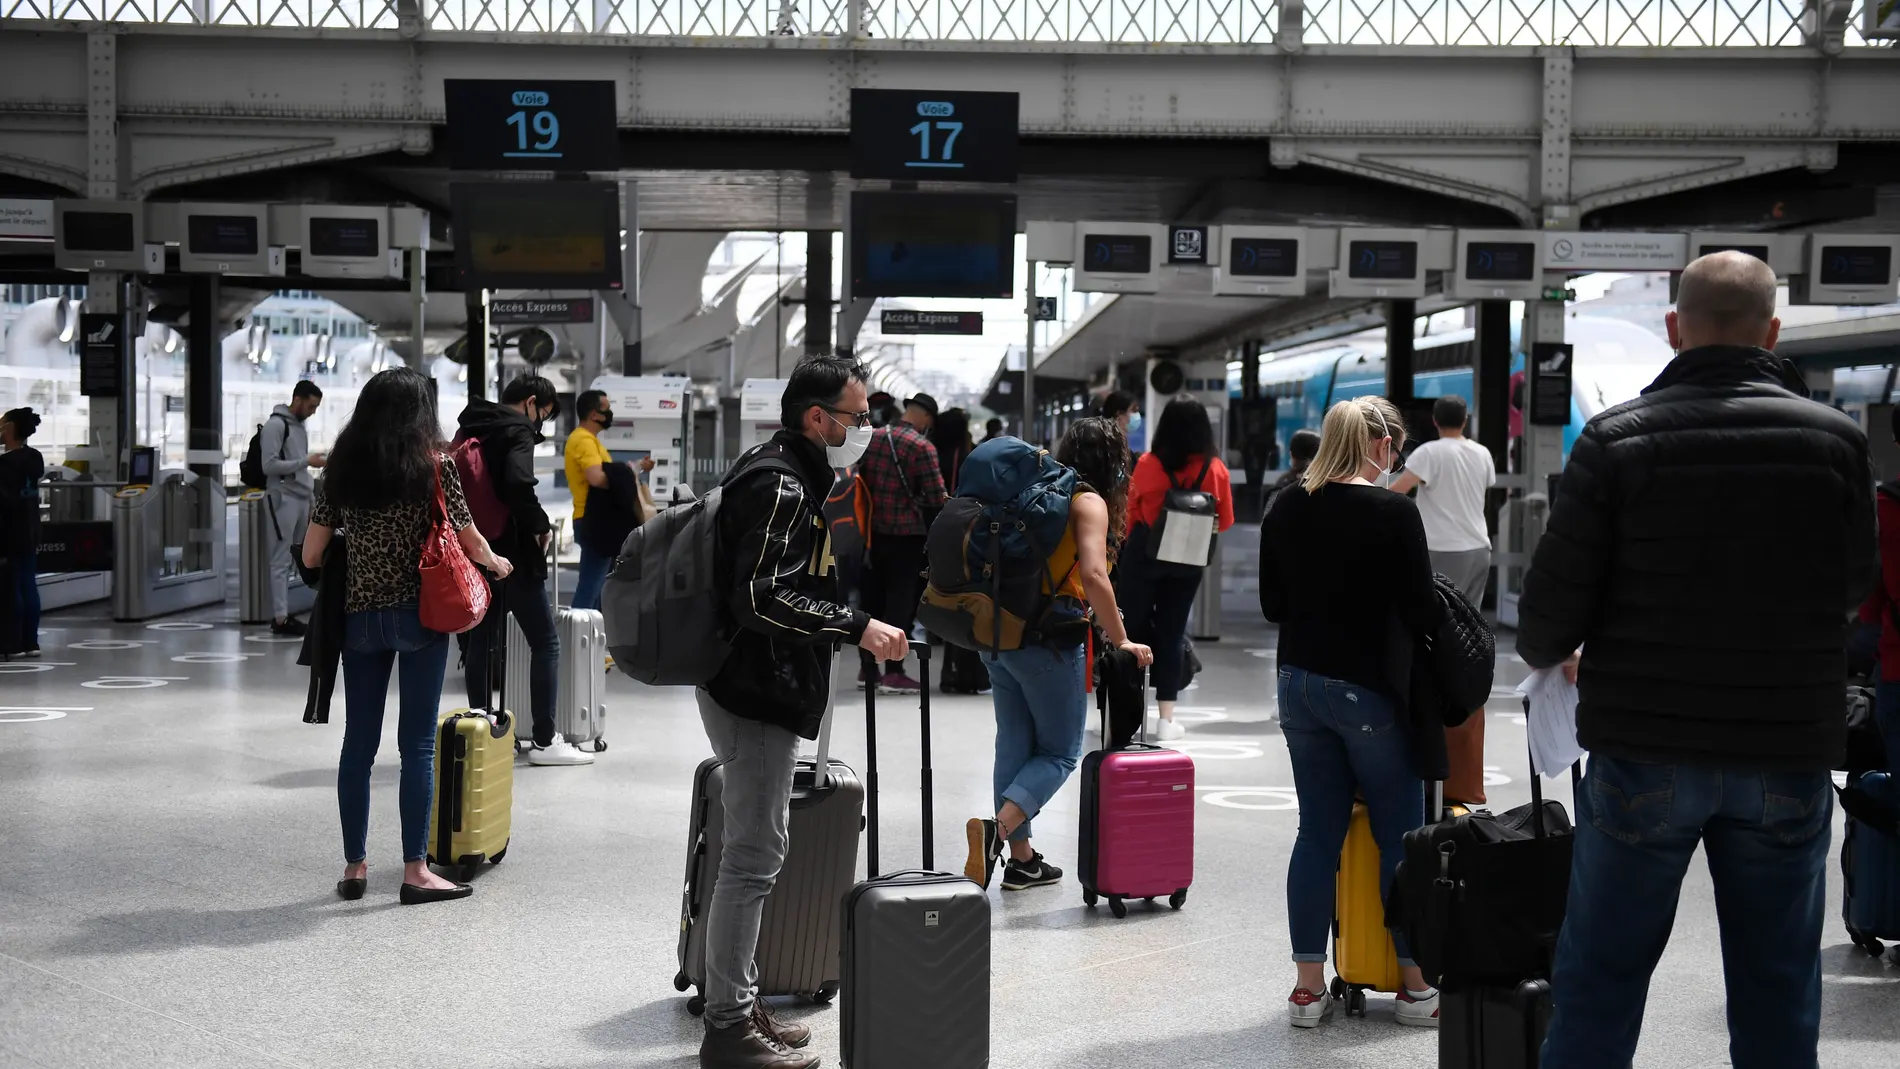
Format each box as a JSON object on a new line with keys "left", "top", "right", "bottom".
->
{"left": 426, "top": 708, "right": 514, "bottom": 880}
{"left": 1331, "top": 799, "right": 1464, "bottom": 1015}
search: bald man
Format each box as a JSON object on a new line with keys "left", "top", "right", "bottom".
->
{"left": 1518, "top": 251, "right": 1876, "bottom": 1069}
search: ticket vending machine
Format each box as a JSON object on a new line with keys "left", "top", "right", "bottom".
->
{"left": 589, "top": 374, "right": 694, "bottom": 507}
{"left": 738, "top": 379, "right": 789, "bottom": 452}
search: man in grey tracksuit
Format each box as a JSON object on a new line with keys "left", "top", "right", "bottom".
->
{"left": 260, "top": 380, "right": 324, "bottom": 635}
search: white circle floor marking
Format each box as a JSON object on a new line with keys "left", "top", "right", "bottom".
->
{"left": 1200, "top": 787, "right": 1300, "bottom": 811}
{"left": 0, "top": 707, "right": 88, "bottom": 723}
{"left": 1167, "top": 707, "right": 1230, "bottom": 724}
{"left": 241, "top": 633, "right": 304, "bottom": 644}
{"left": 69, "top": 640, "right": 150, "bottom": 650}
{"left": 1483, "top": 766, "right": 1514, "bottom": 787}
{"left": 145, "top": 622, "right": 214, "bottom": 632}
{"left": 0, "top": 661, "right": 75, "bottom": 673}
{"left": 80, "top": 676, "right": 189, "bottom": 689}
{"left": 1169, "top": 741, "right": 1264, "bottom": 760}
{"left": 170, "top": 652, "right": 260, "bottom": 664}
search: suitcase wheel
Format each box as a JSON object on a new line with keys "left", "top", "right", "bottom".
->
{"left": 593, "top": 739, "right": 608, "bottom": 753}
{"left": 1345, "top": 988, "right": 1368, "bottom": 1017}
{"left": 686, "top": 994, "right": 707, "bottom": 1017}
{"left": 673, "top": 972, "right": 691, "bottom": 993}
{"left": 1849, "top": 926, "right": 1885, "bottom": 958}
{"left": 490, "top": 842, "right": 507, "bottom": 865}
{"left": 810, "top": 982, "right": 838, "bottom": 1004}
{"left": 1083, "top": 888, "right": 1099, "bottom": 908}
{"left": 1328, "top": 976, "right": 1347, "bottom": 1000}
{"left": 1109, "top": 895, "right": 1128, "bottom": 919}
{"left": 1169, "top": 889, "right": 1187, "bottom": 911}
{"left": 459, "top": 859, "right": 482, "bottom": 882}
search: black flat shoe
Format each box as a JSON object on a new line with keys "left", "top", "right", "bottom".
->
{"left": 335, "top": 878, "right": 367, "bottom": 901}
{"left": 399, "top": 881, "right": 473, "bottom": 905}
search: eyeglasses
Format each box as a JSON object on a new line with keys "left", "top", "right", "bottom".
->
{"left": 827, "top": 406, "right": 873, "bottom": 428}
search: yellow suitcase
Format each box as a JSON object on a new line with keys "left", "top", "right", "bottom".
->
{"left": 426, "top": 708, "right": 515, "bottom": 881}
{"left": 1331, "top": 798, "right": 1464, "bottom": 1015}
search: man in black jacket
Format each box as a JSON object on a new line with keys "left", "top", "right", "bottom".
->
{"left": 696, "top": 356, "right": 906, "bottom": 1069}
{"left": 1519, "top": 252, "right": 1876, "bottom": 1069}
{"left": 457, "top": 375, "right": 591, "bottom": 766}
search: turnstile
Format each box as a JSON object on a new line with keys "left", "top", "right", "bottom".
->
{"left": 35, "top": 470, "right": 114, "bottom": 611}
{"left": 110, "top": 468, "right": 227, "bottom": 621}
{"left": 239, "top": 490, "right": 315, "bottom": 624}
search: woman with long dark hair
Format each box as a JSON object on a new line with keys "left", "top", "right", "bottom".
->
{"left": 1118, "top": 398, "right": 1236, "bottom": 740}
{"left": 963, "top": 418, "right": 1152, "bottom": 893}
{"left": 300, "top": 368, "right": 513, "bottom": 906}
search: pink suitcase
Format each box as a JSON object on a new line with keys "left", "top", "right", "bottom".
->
{"left": 1078, "top": 648, "right": 1195, "bottom": 918}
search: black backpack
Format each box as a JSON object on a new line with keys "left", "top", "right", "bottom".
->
{"left": 239, "top": 412, "right": 290, "bottom": 490}
{"left": 1426, "top": 572, "right": 1495, "bottom": 722}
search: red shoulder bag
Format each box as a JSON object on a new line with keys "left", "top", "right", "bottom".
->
{"left": 418, "top": 461, "right": 491, "bottom": 634}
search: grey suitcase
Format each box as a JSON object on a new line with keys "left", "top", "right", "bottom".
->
{"left": 507, "top": 524, "right": 607, "bottom": 752}
{"left": 841, "top": 643, "right": 991, "bottom": 1069}
{"left": 674, "top": 651, "right": 864, "bottom": 1012}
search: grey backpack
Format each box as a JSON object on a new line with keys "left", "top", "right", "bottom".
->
{"left": 603, "top": 450, "right": 797, "bottom": 687}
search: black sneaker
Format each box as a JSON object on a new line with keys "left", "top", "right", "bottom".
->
{"left": 270, "top": 617, "right": 308, "bottom": 637}
{"left": 1001, "top": 852, "right": 1063, "bottom": 891}
{"left": 964, "top": 818, "right": 1002, "bottom": 889}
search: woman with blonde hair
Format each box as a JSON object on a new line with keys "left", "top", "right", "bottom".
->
{"left": 1258, "top": 395, "right": 1442, "bottom": 1028}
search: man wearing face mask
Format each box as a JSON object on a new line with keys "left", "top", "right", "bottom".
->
{"left": 566, "top": 389, "right": 652, "bottom": 612}
{"left": 695, "top": 354, "right": 907, "bottom": 1069}
{"left": 457, "top": 375, "right": 592, "bottom": 764}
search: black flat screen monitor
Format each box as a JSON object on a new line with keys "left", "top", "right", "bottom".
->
{"left": 129, "top": 446, "right": 156, "bottom": 486}
{"left": 64, "top": 211, "right": 136, "bottom": 252}
{"left": 309, "top": 217, "right": 381, "bottom": 259}
{"left": 187, "top": 215, "right": 260, "bottom": 257}
{"left": 1228, "top": 237, "right": 1299, "bottom": 277}
{"left": 1348, "top": 240, "right": 1418, "bottom": 280}
{"left": 1082, "top": 234, "right": 1153, "bottom": 274}
{"left": 848, "top": 192, "right": 1015, "bottom": 300}
{"left": 1820, "top": 246, "right": 1893, "bottom": 287}
{"left": 452, "top": 182, "right": 623, "bottom": 291}
{"left": 1465, "top": 241, "right": 1537, "bottom": 282}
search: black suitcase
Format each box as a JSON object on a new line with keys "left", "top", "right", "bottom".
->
{"left": 1440, "top": 979, "right": 1552, "bottom": 1068}
{"left": 841, "top": 642, "right": 991, "bottom": 1069}
{"left": 674, "top": 652, "right": 864, "bottom": 1013}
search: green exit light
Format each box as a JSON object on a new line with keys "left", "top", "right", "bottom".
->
{"left": 1541, "top": 286, "right": 1576, "bottom": 302}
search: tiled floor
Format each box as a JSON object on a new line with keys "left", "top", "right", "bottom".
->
{"left": 3, "top": 541, "right": 1897, "bottom": 1067}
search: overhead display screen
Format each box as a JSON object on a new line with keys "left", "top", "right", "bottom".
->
{"left": 1820, "top": 246, "right": 1893, "bottom": 286}
{"left": 1348, "top": 240, "right": 1418, "bottom": 280}
{"left": 1229, "top": 236, "right": 1299, "bottom": 277}
{"left": 187, "top": 214, "right": 260, "bottom": 257}
{"left": 1465, "top": 241, "right": 1537, "bottom": 282}
{"left": 452, "top": 182, "right": 622, "bottom": 290}
{"left": 1083, "top": 234, "right": 1153, "bottom": 274}
{"left": 309, "top": 217, "right": 381, "bottom": 258}
{"left": 849, "top": 89, "right": 1020, "bottom": 184}
{"left": 444, "top": 80, "right": 619, "bottom": 172}
{"left": 848, "top": 192, "right": 1015, "bottom": 300}
{"left": 64, "top": 210, "right": 136, "bottom": 252}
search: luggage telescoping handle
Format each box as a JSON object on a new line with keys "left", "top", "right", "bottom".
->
{"left": 1522, "top": 696, "right": 1584, "bottom": 839}
{"left": 860, "top": 640, "right": 934, "bottom": 879}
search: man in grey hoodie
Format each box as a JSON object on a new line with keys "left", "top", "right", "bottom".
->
{"left": 260, "top": 380, "right": 325, "bottom": 635}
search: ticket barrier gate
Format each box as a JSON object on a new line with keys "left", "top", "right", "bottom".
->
{"left": 111, "top": 468, "right": 227, "bottom": 621}
{"left": 239, "top": 490, "right": 315, "bottom": 624}
{"left": 34, "top": 470, "right": 115, "bottom": 611}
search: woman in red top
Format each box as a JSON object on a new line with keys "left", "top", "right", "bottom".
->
{"left": 1118, "top": 398, "right": 1237, "bottom": 740}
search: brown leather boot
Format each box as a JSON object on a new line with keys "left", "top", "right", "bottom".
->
{"left": 752, "top": 999, "right": 812, "bottom": 1049}
{"left": 699, "top": 1018, "right": 819, "bottom": 1069}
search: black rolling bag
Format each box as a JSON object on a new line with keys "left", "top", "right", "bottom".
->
{"left": 1441, "top": 979, "right": 1552, "bottom": 1069}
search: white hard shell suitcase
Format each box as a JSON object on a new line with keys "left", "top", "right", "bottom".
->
{"left": 507, "top": 522, "right": 608, "bottom": 753}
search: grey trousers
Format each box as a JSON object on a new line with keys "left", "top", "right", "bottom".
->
{"left": 1430, "top": 547, "right": 1492, "bottom": 606}
{"left": 695, "top": 689, "right": 800, "bottom": 1028}
{"left": 268, "top": 492, "right": 310, "bottom": 621}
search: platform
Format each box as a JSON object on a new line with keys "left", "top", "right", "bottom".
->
{"left": 2, "top": 534, "right": 1896, "bottom": 1068}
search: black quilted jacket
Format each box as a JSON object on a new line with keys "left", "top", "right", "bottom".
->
{"left": 1424, "top": 573, "right": 1494, "bottom": 723}
{"left": 1516, "top": 345, "right": 1876, "bottom": 772}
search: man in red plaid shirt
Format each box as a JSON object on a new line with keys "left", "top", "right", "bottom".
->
{"left": 859, "top": 393, "right": 948, "bottom": 694}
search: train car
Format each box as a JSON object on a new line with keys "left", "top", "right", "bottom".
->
{"left": 1234, "top": 315, "right": 1677, "bottom": 471}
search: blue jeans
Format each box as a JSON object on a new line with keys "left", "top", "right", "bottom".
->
{"left": 1278, "top": 665, "right": 1424, "bottom": 966}
{"left": 989, "top": 643, "right": 1087, "bottom": 841}
{"left": 10, "top": 550, "right": 38, "bottom": 651}
{"left": 1541, "top": 755, "right": 1832, "bottom": 1069}
{"left": 463, "top": 573, "right": 561, "bottom": 747}
{"left": 1876, "top": 680, "right": 1900, "bottom": 773}
{"left": 572, "top": 535, "right": 610, "bottom": 611}
{"left": 338, "top": 605, "right": 451, "bottom": 864}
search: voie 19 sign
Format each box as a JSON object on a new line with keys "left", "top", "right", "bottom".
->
{"left": 849, "top": 89, "right": 1019, "bottom": 183}
{"left": 444, "top": 80, "right": 618, "bottom": 172}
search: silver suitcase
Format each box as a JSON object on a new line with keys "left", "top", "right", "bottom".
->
{"left": 506, "top": 523, "right": 607, "bottom": 752}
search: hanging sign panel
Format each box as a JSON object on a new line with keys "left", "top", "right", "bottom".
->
{"left": 1529, "top": 342, "right": 1574, "bottom": 427}
{"left": 881, "top": 309, "right": 983, "bottom": 335}
{"left": 79, "top": 314, "right": 123, "bottom": 398}
{"left": 444, "top": 80, "right": 619, "bottom": 172}
{"left": 1543, "top": 232, "right": 1688, "bottom": 272}
{"left": 849, "top": 89, "right": 1020, "bottom": 183}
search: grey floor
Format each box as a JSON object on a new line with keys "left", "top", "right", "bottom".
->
{"left": 4, "top": 555, "right": 1899, "bottom": 1067}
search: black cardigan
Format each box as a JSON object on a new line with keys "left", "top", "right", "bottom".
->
{"left": 296, "top": 534, "right": 347, "bottom": 724}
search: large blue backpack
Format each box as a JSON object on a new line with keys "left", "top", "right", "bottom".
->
{"left": 917, "top": 436, "right": 1088, "bottom": 655}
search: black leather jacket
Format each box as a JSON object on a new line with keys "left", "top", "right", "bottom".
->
{"left": 1517, "top": 344, "right": 1876, "bottom": 771}
{"left": 704, "top": 430, "right": 869, "bottom": 740}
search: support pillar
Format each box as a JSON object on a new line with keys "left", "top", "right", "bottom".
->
{"left": 804, "top": 231, "right": 832, "bottom": 358}
{"left": 1384, "top": 299, "right": 1416, "bottom": 406}
{"left": 185, "top": 274, "right": 222, "bottom": 487}
{"left": 1023, "top": 263, "right": 1038, "bottom": 445}
{"left": 464, "top": 289, "right": 488, "bottom": 402}
{"left": 1474, "top": 299, "right": 1512, "bottom": 473}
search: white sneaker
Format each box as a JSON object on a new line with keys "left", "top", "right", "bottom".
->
{"left": 1154, "top": 718, "right": 1186, "bottom": 742}
{"left": 528, "top": 734, "right": 596, "bottom": 766}
{"left": 1395, "top": 986, "right": 1440, "bottom": 1027}
{"left": 1288, "top": 987, "right": 1335, "bottom": 1028}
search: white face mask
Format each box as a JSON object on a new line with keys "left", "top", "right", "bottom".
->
{"left": 1368, "top": 406, "right": 1398, "bottom": 485}
{"left": 825, "top": 414, "right": 874, "bottom": 468}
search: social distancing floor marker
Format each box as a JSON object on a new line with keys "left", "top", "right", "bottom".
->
{"left": 1167, "top": 707, "right": 1229, "bottom": 724}
{"left": 0, "top": 662, "right": 75, "bottom": 673}
{"left": 1198, "top": 786, "right": 1300, "bottom": 810}
{"left": 242, "top": 634, "right": 303, "bottom": 644}
{"left": 0, "top": 707, "right": 89, "bottom": 723}
{"left": 68, "top": 640, "right": 151, "bottom": 650}
{"left": 145, "top": 622, "right": 214, "bottom": 631}
{"left": 80, "top": 676, "right": 188, "bottom": 689}
{"left": 1169, "top": 741, "right": 1264, "bottom": 760}
{"left": 171, "top": 652, "right": 262, "bottom": 664}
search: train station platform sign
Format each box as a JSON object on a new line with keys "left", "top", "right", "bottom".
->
{"left": 881, "top": 310, "right": 983, "bottom": 335}
{"left": 489, "top": 297, "right": 594, "bottom": 325}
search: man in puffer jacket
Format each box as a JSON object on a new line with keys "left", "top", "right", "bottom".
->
{"left": 1519, "top": 251, "right": 1876, "bottom": 1069}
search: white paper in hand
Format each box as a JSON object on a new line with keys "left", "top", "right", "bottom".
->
{"left": 1516, "top": 666, "right": 1585, "bottom": 777}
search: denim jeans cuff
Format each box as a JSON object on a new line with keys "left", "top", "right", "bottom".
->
{"left": 1291, "top": 952, "right": 1327, "bottom": 963}
{"left": 1397, "top": 956, "right": 1417, "bottom": 969}
{"left": 1002, "top": 785, "right": 1043, "bottom": 832}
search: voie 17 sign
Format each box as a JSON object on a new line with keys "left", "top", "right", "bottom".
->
{"left": 444, "top": 80, "right": 618, "bottom": 172}
{"left": 849, "top": 89, "right": 1019, "bottom": 184}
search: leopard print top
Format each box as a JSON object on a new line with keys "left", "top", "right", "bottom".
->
{"left": 311, "top": 456, "right": 474, "bottom": 614}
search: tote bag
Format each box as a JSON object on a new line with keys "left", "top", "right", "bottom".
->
{"left": 418, "top": 463, "right": 491, "bottom": 634}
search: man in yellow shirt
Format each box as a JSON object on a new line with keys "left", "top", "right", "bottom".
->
{"left": 565, "top": 389, "right": 624, "bottom": 610}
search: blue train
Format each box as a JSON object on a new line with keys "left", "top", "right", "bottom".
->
{"left": 1232, "top": 315, "right": 1680, "bottom": 468}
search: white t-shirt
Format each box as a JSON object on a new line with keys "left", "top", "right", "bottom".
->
{"left": 1406, "top": 436, "right": 1496, "bottom": 553}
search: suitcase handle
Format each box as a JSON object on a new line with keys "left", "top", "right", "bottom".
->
{"left": 1523, "top": 697, "right": 1583, "bottom": 838}
{"left": 862, "top": 640, "right": 935, "bottom": 879}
